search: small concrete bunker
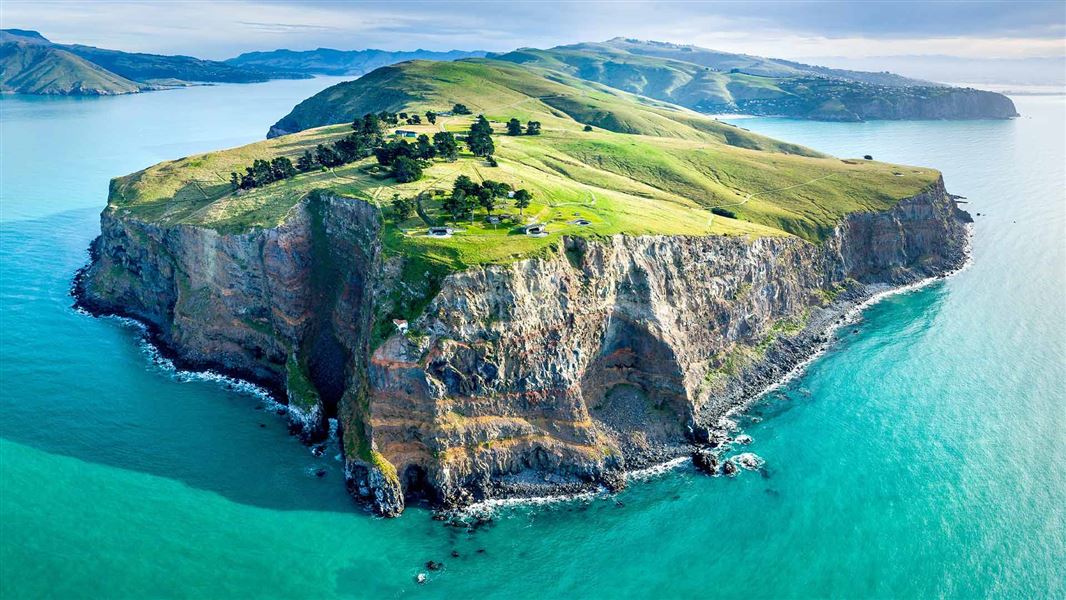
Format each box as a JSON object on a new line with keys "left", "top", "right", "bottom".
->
{"left": 427, "top": 226, "right": 453, "bottom": 238}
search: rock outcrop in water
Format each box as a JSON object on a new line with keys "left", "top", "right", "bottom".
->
{"left": 76, "top": 178, "right": 970, "bottom": 516}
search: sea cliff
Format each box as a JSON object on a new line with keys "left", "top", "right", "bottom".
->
{"left": 76, "top": 178, "right": 970, "bottom": 516}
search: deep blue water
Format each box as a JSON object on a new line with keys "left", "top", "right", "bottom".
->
{"left": 1, "top": 82, "right": 1063, "bottom": 598}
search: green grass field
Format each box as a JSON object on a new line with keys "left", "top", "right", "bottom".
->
{"left": 108, "top": 58, "right": 940, "bottom": 273}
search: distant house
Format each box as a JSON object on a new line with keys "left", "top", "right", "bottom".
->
{"left": 394, "top": 130, "right": 418, "bottom": 138}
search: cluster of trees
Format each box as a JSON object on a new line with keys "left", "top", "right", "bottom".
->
{"left": 373, "top": 131, "right": 461, "bottom": 182}
{"left": 505, "top": 119, "right": 541, "bottom": 136}
{"left": 230, "top": 157, "right": 299, "bottom": 190}
{"left": 230, "top": 107, "right": 527, "bottom": 193}
{"left": 438, "top": 174, "right": 532, "bottom": 222}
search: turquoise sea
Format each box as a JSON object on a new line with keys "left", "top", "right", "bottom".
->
{"left": 1, "top": 80, "right": 1063, "bottom": 598}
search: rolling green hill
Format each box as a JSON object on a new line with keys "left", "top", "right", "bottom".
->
{"left": 0, "top": 29, "right": 308, "bottom": 96}
{"left": 268, "top": 58, "right": 813, "bottom": 156}
{"left": 1, "top": 42, "right": 145, "bottom": 95}
{"left": 491, "top": 39, "right": 1018, "bottom": 121}
{"left": 63, "top": 44, "right": 308, "bottom": 84}
{"left": 567, "top": 38, "right": 933, "bottom": 86}
{"left": 117, "top": 58, "right": 938, "bottom": 277}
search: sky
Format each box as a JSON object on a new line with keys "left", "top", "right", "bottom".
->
{"left": 3, "top": 1, "right": 1065, "bottom": 84}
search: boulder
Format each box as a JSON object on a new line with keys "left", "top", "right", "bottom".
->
{"left": 692, "top": 448, "right": 719, "bottom": 474}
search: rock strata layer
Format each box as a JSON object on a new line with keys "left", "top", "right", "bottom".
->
{"left": 77, "top": 178, "right": 970, "bottom": 515}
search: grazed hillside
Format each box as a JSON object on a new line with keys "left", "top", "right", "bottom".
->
{"left": 0, "top": 29, "right": 307, "bottom": 96}
{"left": 490, "top": 39, "right": 1018, "bottom": 121}
{"left": 1, "top": 41, "right": 146, "bottom": 95}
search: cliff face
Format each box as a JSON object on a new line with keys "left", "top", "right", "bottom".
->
{"left": 77, "top": 180, "right": 970, "bottom": 516}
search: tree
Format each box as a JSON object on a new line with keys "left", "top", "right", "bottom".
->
{"left": 433, "top": 131, "right": 459, "bottom": 161}
{"left": 425, "top": 111, "right": 437, "bottom": 124}
{"left": 477, "top": 186, "right": 497, "bottom": 214}
{"left": 332, "top": 135, "right": 361, "bottom": 163}
{"left": 296, "top": 150, "right": 315, "bottom": 172}
{"left": 483, "top": 180, "right": 510, "bottom": 198}
{"left": 470, "top": 115, "right": 492, "bottom": 136}
{"left": 408, "top": 114, "right": 422, "bottom": 125}
{"left": 468, "top": 134, "right": 494, "bottom": 157}
{"left": 415, "top": 134, "right": 437, "bottom": 160}
{"left": 863, "top": 154, "right": 873, "bottom": 160}
{"left": 374, "top": 140, "right": 414, "bottom": 166}
{"left": 583, "top": 124, "right": 593, "bottom": 132}
{"left": 391, "top": 156, "right": 423, "bottom": 183}
{"left": 452, "top": 103, "right": 471, "bottom": 115}
{"left": 315, "top": 144, "right": 342, "bottom": 168}
{"left": 526, "top": 121, "right": 542, "bottom": 135}
{"left": 229, "top": 172, "right": 239, "bottom": 191}
{"left": 355, "top": 113, "right": 384, "bottom": 137}
{"left": 506, "top": 118, "right": 523, "bottom": 136}
{"left": 399, "top": 112, "right": 408, "bottom": 120}
{"left": 476, "top": 180, "right": 510, "bottom": 214}
{"left": 270, "top": 156, "right": 297, "bottom": 180}
{"left": 390, "top": 194, "right": 413, "bottom": 221}
{"left": 452, "top": 174, "right": 479, "bottom": 197}
{"left": 711, "top": 207, "right": 736, "bottom": 219}
{"left": 513, "top": 188, "right": 531, "bottom": 215}
{"left": 251, "top": 159, "right": 274, "bottom": 185}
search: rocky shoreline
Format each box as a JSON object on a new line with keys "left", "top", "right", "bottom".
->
{"left": 431, "top": 236, "right": 973, "bottom": 509}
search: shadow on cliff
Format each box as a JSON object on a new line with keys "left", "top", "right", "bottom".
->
{"left": 0, "top": 208, "right": 364, "bottom": 515}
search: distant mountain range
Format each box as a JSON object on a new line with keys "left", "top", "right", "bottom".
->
{"left": 225, "top": 47, "right": 486, "bottom": 76}
{"left": 489, "top": 39, "right": 1017, "bottom": 121}
{"left": 0, "top": 31, "right": 1018, "bottom": 122}
{"left": 0, "top": 29, "right": 309, "bottom": 96}
{"left": 0, "top": 29, "right": 485, "bottom": 97}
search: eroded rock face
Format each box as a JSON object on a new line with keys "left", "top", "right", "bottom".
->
{"left": 77, "top": 179, "right": 969, "bottom": 515}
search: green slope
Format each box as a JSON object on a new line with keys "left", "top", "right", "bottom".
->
{"left": 491, "top": 40, "right": 1017, "bottom": 121}
{"left": 63, "top": 44, "right": 309, "bottom": 84}
{"left": 113, "top": 58, "right": 938, "bottom": 270}
{"left": 1, "top": 42, "right": 145, "bottom": 95}
{"left": 268, "top": 58, "right": 816, "bottom": 157}
{"left": 0, "top": 28, "right": 309, "bottom": 96}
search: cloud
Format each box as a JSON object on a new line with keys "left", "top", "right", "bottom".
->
{"left": 2, "top": 0, "right": 1063, "bottom": 62}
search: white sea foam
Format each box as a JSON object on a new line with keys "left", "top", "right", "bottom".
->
{"left": 723, "top": 230, "right": 974, "bottom": 421}
{"left": 462, "top": 488, "right": 605, "bottom": 515}
{"left": 103, "top": 314, "right": 274, "bottom": 403}
{"left": 625, "top": 456, "right": 690, "bottom": 482}
{"left": 731, "top": 452, "right": 765, "bottom": 470}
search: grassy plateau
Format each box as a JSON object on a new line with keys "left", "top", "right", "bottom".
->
{"left": 107, "top": 58, "right": 939, "bottom": 273}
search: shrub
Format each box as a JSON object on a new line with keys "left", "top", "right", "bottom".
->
{"left": 711, "top": 207, "right": 737, "bottom": 219}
